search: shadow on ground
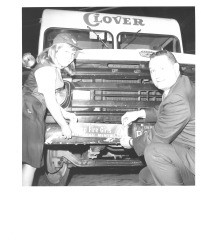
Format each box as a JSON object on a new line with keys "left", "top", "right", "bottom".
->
{"left": 33, "top": 166, "right": 143, "bottom": 186}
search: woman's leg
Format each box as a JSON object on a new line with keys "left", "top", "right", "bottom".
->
{"left": 22, "top": 163, "right": 37, "bottom": 186}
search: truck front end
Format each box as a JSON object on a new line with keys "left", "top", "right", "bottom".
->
{"left": 38, "top": 10, "right": 194, "bottom": 185}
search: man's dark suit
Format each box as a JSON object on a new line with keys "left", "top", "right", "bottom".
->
{"left": 132, "top": 75, "right": 195, "bottom": 185}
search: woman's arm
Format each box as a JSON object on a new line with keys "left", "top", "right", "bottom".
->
{"left": 35, "top": 66, "right": 72, "bottom": 138}
{"left": 60, "top": 107, "right": 77, "bottom": 123}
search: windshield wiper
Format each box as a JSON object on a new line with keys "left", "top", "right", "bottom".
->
{"left": 122, "top": 29, "right": 141, "bottom": 49}
{"left": 87, "top": 26, "right": 109, "bottom": 49}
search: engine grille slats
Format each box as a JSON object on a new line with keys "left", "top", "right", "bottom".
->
{"left": 70, "top": 79, "right": 162, "bottom": 113}
{"left": 72, "top": 82, "right": 159, "bottom": 90}
{"left": 94, "top": 91, "right": 162, "bottom": 101}
{"left": 72, "top": 100, "right": 160, "bottom": 108}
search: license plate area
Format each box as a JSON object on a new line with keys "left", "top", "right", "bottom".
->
{"left": 45, "top": 122, "right": 154, "bottom": 145}
{"left": 70, "top": 123, "right": 127, "bottom": 139}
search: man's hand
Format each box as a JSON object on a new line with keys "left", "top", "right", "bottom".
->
{"left": 120, "top": 136, "right": 133, "bottom": 149}
{"left": 121, "top": 110, "right": 146, "bottom": 126}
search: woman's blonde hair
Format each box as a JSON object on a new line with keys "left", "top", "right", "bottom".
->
{"left": 36, "top": 43, "right": 76, "bottom": 66}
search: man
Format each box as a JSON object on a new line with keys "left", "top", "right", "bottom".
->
{"left": 120, "top": 50, "right": 195, "bottom": 185}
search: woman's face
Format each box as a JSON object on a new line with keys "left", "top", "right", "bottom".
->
{"left": 55, "top": 44, "right": 76, "bottom": 68}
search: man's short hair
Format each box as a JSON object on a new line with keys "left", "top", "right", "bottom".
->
{"left": 150, "top": 50, "right": 178, "bottom": 64}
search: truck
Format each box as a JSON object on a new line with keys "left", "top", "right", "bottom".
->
{"left": 24, "top": 9, "right": 195, "bottom": 185}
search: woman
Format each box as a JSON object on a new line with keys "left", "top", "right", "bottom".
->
{"left": 22, "top": 33, "right": 81, "bottom": 186}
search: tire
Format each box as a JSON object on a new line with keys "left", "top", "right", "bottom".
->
{"left": 45, "top": 149, "right": 71, "bottom": 186}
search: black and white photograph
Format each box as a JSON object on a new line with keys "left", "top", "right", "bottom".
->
{"left": 22, "top": 6, "right": 195, "bottom": 186}
{"left": 1, "top": 1, "right": 200, "bottom": 250}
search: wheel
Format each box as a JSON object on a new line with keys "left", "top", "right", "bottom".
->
{"left": 45, "top": 149, "right": 71, "bottom": 185}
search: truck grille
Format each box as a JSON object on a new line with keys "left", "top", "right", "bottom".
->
{"left": 94, "top": 90, "right": 162, "bottom": 102}
{"left": 66, "top": 79, "right": 162, "bottom": 123}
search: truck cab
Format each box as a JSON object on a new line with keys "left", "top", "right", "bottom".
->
{"left": 36, "top": 9, "right": 195, "bottom": 185}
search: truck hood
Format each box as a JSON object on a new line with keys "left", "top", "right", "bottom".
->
{"left": 76, "top": 49, "right": 195, "bottom": 65}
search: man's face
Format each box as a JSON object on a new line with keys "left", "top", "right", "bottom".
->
{"left": 149, "top": 55, "right": 179, "bottom": 91}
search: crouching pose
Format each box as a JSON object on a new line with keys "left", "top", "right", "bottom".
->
{"left": 22, "top": 33, "right": 81, "bottom": 186}
{"left": 120, "top": 50, "right": 195, "bottom": 185}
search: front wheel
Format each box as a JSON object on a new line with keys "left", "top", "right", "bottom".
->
{"left": 45, "top": 149, "right": 71, "bottom": 186}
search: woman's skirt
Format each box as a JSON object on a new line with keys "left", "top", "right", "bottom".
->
{"left": 22, "top": 93, "right": 46, "bottom": 168}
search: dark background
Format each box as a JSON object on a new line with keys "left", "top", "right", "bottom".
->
{"left": 22, "top": 6, "right": 195, "bottom": 56}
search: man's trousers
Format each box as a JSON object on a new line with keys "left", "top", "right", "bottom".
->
{"left": 139, "top": 142, "right": 195, "bottom": 186}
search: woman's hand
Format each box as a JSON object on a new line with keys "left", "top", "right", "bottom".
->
{"left": 61, "top": 124, "right": 72, "bottom": 139}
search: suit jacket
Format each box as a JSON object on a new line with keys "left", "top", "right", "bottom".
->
{"left": 132, "top": 74, "right": 195, "bottom": 174}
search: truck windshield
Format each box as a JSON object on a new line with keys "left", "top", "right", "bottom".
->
{"left": 117, "top": 32, "right": 181, "bottom": 52}
{"left": 44, "top": 28, "right": 113, "bottom": 49}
